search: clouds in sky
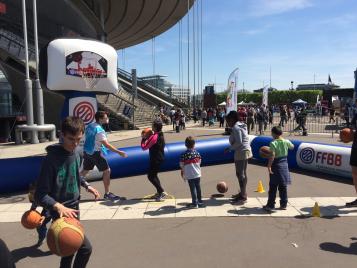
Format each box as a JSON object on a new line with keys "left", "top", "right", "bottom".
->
{"left": 120, "top": 0, "right": 357, "bottom": 91}
{"left": 248, "top": 0, "right": 313, "bottom": 17}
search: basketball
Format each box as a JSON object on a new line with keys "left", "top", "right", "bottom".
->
{"left": 340, "top": 128, "right": 354, "bottom": 143}
{"left": 47, "top": 217, "right": 84, "bottom": 257}
{"left": 21, "top": 210, "right": 44, "bottom": 229}
{"left": 259, "top": 146, "right": 273, "bottom": 159}
{"left": 216, "top": 181, "right": 228, "bottom": 193}
{"left": 141, "top": 128, "right": 153, "bottom": 138}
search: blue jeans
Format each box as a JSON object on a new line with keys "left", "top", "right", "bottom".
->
{"left": 267, "top": 182, "right": 287, "bottom": 208}
{"left": 188, "top": 178, "right": 202, "bottom": 205}
{"left": 60, "top": 235, "right": 92, "bottom": 268}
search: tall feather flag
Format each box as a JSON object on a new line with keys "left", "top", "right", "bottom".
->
{"left": 262, "top": 85, "right": 268, "bottom": 107}
{"left": 226, "top": 68, "right": 239, "bottom": 114}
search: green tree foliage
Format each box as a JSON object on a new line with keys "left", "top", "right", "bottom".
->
{"left": 216, "top": 90, "right": 321, "bottom": 106}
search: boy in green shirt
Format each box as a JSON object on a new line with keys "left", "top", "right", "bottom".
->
{"left": 263, "top": 126, "right": 294, "bottom": 212}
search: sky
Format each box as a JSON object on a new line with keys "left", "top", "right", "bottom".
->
{"left": 118, "top": 0, "right": 357, "bottom": 93}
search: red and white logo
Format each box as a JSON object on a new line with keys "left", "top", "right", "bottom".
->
{"left": 73, "top": 101, "right": 95, "bottom": 124}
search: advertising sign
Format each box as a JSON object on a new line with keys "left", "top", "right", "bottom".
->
{"left": 296, "top": 143, "right": 352, "bottom": 178}
{"left": 226, "top": 68, "right": 239, "bottom": 114}
{"left": 69, "top": 96, "right": 97, "bottom": 125}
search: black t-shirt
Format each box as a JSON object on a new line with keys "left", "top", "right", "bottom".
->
{"left": 149, "top": 132, "right": 165, "bottom": 163}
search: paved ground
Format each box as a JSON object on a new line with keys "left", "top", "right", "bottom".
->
{"left": 0, "top": 124, "right": 356, "bottom": 267}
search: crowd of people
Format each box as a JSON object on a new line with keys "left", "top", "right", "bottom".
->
{"left": 9, "top": 99, "right": 357, "bottom": 268}
{"left": 159, "top": 104, "right": 309, "bottom": 136}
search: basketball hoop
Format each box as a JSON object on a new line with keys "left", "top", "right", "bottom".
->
{"left": 82, "top": 69, "right": 102, "bottom": 89}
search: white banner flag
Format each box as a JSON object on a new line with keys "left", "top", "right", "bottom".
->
{"left": 262, "top": 85, "right": 268, "bottom": 107}
{"left": 226, "top": 68, "right": 239, "bottom": 114}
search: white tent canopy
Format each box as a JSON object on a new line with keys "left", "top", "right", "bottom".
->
{"left": 292, "top": 99, "right": 307, "bottom": 104}
{"left": 218, "top": 101, "right": 226, "bottom": 106}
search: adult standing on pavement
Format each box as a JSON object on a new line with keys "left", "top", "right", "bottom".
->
{"left": 80, "top": 111, "right": 127, "bottom": 201}
{"left": 224, "top": 111, "right": 252, "bottom": 203}
{"left": 246, "top": 106, "right": 255, "bottom": 134}
{"left": 346, "top": 119, "right": 357, "bottom": 207}
{"left": 201, "top": 109, "right": 207, "bottom": 127}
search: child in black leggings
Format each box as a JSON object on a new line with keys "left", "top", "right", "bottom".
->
{"left": 141, "top": 119, "right": 167, "bottom": 201}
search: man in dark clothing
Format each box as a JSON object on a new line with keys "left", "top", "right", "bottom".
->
{"left": 294, "top": 108, "right": 308, "bottom": 135}
{"left": 35, "top": 116, "right": 100, "bottom": 268}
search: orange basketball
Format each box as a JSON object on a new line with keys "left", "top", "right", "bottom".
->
{"left": 47, "top": 217, "right": 84, "bottom": 257}
{"left": 21, "top": 210, "right": 44, "bottom": 229}
{"left": 141, "top": 128, "right": 153, "bottom": 138}
{"left": 340, "top": 128, "right": 354, "bottom": 143}
{"left": 259, "top": 146, "right": 273, "bottom": 159}
{"left": 216, "top": 181, "right": 228, "bottom": 193}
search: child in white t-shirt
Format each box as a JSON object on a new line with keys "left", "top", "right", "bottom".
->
{"left": 180, "top": 136, "right": 203, "bottom": 208}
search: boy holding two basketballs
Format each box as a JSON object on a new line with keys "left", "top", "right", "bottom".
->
{"left": 263, "top": 126, "right": 294, "bottom": 212}
{"left": 35, "top": 116, "right": 100, "bottom": 268}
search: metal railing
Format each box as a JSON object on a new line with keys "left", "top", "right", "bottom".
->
{"left": 0, "top": 29, "right": 36, "bottom": 62}
{"left": 117, "top": 68, "right": 189, "bottom": 107}
{"left": 245, "top": 113, "right": 345, "bottom": 135}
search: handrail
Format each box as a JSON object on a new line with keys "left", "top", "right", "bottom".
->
{"left": 0, "top": 29, "right": 35, "bottom": 61}
{"left": 119, "top": 77, "right": 173, "bottom": 108}
{"left": 117, "top": 68, "right": 188, "bottom": 106}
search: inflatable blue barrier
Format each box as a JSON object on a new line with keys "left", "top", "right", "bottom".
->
{"left": 0, "top": 136, "right": 352, "bottom": 194}
{"left": 0, "top": 138, "right": 234, "bottom": 194}
{"left": 250, "top": 136, "right": 352, "bottom": 179}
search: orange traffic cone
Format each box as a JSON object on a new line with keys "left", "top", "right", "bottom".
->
{"left": 255, "top": 180, "right": 265, "bottom": 193}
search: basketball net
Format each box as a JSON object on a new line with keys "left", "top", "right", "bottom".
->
{"left": 82, "top": 70, "right": 101, "bottom": 89}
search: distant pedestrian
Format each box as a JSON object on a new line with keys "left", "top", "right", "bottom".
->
{"left": 201, "top": 109, "right": 207, "bottom": 127}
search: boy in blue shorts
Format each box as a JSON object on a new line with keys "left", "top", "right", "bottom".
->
{"left": 263, "top": 126, "right": 294, "bottom": 212}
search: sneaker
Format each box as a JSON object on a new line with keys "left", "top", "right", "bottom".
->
{"left": 186, "top": 203, "right": 199, "bottom": 209}
{"left": 150, "top": 192, "right": 160, "bottom": 199}
{"left": 231, "top": 193, "right": 247, "bottom": 203}
{"left": 104, "top": 192, "right": 121, "bottom": 201}
{"left": 263, "top": 205, "right": 274, "bottom": 212}
{"left": 346, "top": 199, "right": 357, "bottom": 207}
{"left": 231, "top": 193, "right": 240, "bottom": 199}
{"left": 155, "top": 192, "right": 168, "bottom": 202}
{"left": 279, "top": 205, "right": 287, "bottom": 210}
{"left": 198, "top": 202, "right": 205, "bottom": 208}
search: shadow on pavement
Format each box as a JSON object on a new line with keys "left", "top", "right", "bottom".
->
{"left": 11, "top": 245, "right": 52, "bottom": 263}
{"left": 144, "top": 206, "right": 176, "bottom": 216}
{"left": 320, "top": 238, "right": 357, "bottom": 255}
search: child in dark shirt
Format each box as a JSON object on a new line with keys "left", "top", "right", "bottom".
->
{"left": 35, "top": 116, "right": 100, "bottom": 268}
{"left": 141, "top": 118, "right": 167, "bottom": 201}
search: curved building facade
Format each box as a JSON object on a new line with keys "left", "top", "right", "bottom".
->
{"left": 0, "top": 0, "right": 193, "bottom": 141}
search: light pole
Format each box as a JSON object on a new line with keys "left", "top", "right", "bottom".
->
{"left": 22, "top": 0, "right": 38, "bottom": 143}
{"left": 132, "top": 69, "right": 137, "bottom": 128}
{"left": 33, "top": 0, "right": 45, "bottom": 141}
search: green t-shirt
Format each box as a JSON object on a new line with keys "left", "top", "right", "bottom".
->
{"left": 269, "top": 138, "right": 294, "bottom": 158}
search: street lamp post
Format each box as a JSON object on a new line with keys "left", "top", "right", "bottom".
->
{"left": 33, "top": 0, "right": 45, "bottom": 141}
{"left": 22, "top": 0, "right": 38, "bottom": 144}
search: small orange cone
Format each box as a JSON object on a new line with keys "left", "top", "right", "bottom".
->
{"left": 255, "top": 180, "right": 265, "bottom": 193}
{"left": 311, "top": 202, "right": 321, "bottom": 217}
